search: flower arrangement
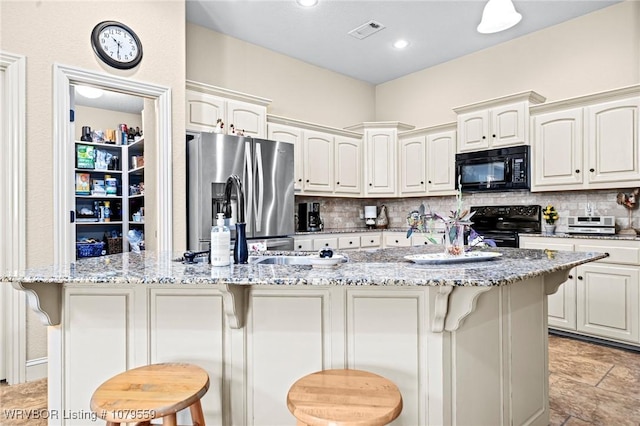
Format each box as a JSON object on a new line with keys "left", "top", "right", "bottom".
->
{"left": 543, "top": 205, "right": 559, "bottom": 225}
{"left": 406, "top": 178, "right": 495, "bottom": 255}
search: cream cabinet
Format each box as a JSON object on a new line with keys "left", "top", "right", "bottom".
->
{"left": 334, "top": 136, "right": 362, "bottom": 195}
{"left": 303, "top": 130, "right": 334, "bottom": 193}
{"left": 531, "top": 108, "right": 584, "bottom": 189}
{"left": 268, "top": 123, "right": 304, "bottom": 191}
{"left": 520, "top": 236, "right": 640, "bottom": 346}
{"left": 398, "top": 124, "right": 457, "bottom": 197}
{"left": 454, "top": 91, "right": 545, "bottom": 152}
{"left": 531, "top": 88, "right": 640, "bottom": 191}
{"left": 399, "top": 135, "right": 427, "bottom": 194}
{"left": 346, "top": 122, "right": 415, "bottom": 197}
{"left": 268, "top": 115, "right": 363, "bottom": 197}
{"left": 294, "top": 232, "right": 383, "bottom": 252}
{"left": 383, "top": 231, "right": 411, "bottom": 248}
{"left": 186, "top": 81, "right": 269, "bottom": 138}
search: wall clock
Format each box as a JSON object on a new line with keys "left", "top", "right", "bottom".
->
{"left": 91, "top": 21, "right": 143, "bottom": 70}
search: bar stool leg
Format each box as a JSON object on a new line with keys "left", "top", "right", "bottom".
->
{"left": 190, "top": 400, "right": 206, "bottom": 426}
{"left": 162, "top": 413, "right": 178, "bottom": 426}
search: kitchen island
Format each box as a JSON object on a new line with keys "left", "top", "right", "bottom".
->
{"left": 5, "top": 246, "right": 606, "bottom": 426}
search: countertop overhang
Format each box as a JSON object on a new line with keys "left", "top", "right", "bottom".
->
{"left": 3, "top": 246, "right": 607, "bottom": 287}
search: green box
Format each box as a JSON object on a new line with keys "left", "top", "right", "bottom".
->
{"left": 76, "top": 144, "right": 95, "bottom": 169}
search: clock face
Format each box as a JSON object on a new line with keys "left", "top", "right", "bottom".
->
{"left": 91, "top": 21, "right": 143, "bottom": 69}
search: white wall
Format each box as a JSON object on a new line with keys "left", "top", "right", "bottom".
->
{"left": 376, "top": 1, "right": 640, "bottom": 127}
{"left": 186, "top": 23, "right": 376, "bottom": 129}
{"left": 74, "top": 106, "right": 142, "bottom": 141}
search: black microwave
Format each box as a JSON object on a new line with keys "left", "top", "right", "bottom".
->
{"left": 455, "top": 145, "right": 530, "bottom": 192}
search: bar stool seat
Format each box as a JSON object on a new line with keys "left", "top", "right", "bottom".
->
{"left": 287, "top": 369, "right": 403, "bottom": 426}
{"left": 90, "top": 362, "right": 209, "bottom": 426}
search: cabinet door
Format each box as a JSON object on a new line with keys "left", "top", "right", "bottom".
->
{"left": 457, "top": 110, "right": 489, "bottom": 152}
{"left": 360, "top": 233, "right": 382, "bottom": 248}
{"left": 338, "top": 235, "right": 361, "bottom": 250}
{"left": 576, "top": 263, "right": 639, "bottom": 343}
{"left": 399, "top": 135, "right": 426, "bottom": 195}
{"left": 491, "top": 102, "right": 526, "bottom": 147}
{"left": 334, "top": 136, "right": 362, "bottom": 195}
{"left": 426, "top": 130, "right": 456, "bottom": 194}
{"left": 312, "top": 237, "right": 338, "bottom": 250}
{"left": 519, "top": 238, "right": 576, "bottom": 330}
{"left": 186, "top": 90, "right": 225, "bottom": 132}
{"left": 226, "top": 100, "right": 266, "bottom": 139}
{"left": 585, "top": 97, "right": 640, "bottom": 186}
{"left": 531, "top": 108, "right": 584, "bottom": 190}
{"left": 268, "top": 124, "right": 303, "bottom": 191}
{"left": 303, "top": 131, "right": 334, "bottom": 193}
{"left": 364, "top": 129, "right": 396, "bottom": 196}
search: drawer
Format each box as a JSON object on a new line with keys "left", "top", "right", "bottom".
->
{"left": 294, "top": 238, "right": 313, "bottom": 251}
{"left": 360, "top": 234, "right": 381, "bottom": 248}
{"left": 412, "top": 233, "right": 443, "bottom": 246}
{"left": 338, "top": 236, "right": 361, "bottom": 250}
{"left": 384, "top": 233, "right": 411, "bottom": 247}
{"left": 312, "top": 237, "right": 338, "bottom": 251}
{"left": 575, "top": 242, "right": 640, "bottom": 266}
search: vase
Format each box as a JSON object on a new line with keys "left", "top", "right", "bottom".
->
{"left": 543, "top": 224, "right": 556, "bottom": 235}
{"left": 444, "top": 222, "right": 466, "bottom": 256}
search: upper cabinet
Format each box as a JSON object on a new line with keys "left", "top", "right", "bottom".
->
{"left": 531, "top": 86, "right": 640, "bottom": 191}
{"left": 398, "top": 123, "right": 457, "bottom": 197}
{"left": 454, "top": 91, "right": 546, "bottom": 152}
{"left": 186, "top": 80, "right": 270, "bottom": 138}
{"left": 267, "top": 115, "right": 362, "bottom": 196}
{"left": 345, "top": 122, "right": 414, "bottom": 197}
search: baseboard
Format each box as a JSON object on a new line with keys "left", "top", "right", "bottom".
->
{"left": 25, "top": 357, "right": 47, "bottom": 381}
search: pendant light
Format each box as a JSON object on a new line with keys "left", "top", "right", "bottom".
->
{"left": 477, "top": 0, "right": 522, "bottom": 34}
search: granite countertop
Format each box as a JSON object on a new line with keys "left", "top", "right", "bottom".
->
{"left": 520, "top": 232, "right": 640, "bottom": 241}
{"left": 2, "top": 246, "right": 607, "bottom": 287}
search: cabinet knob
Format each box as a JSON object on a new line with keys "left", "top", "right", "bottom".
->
{"left": 370, "top": 240, "right": 374, "bottom": 243}
{"left": 420, "top": 181, "right": 424, "bottom": 184}
{"left": 575, "top": 169, "right": 580, "bottom": 173}
{"left": 325, "top": 243, "right": 329, "bottom": 246}
{"left": 298, "top": 178, "right": 302, "bottom": 182}
{"left": 306, "top": 179, "right": 310, "bottom": 183}
{"left": 349, "top": 241, "right": 353, "bottom": 244}
{"left": 369, "top": 183, "right": 372, "bottom": 186}
{"left": 482, "top": 136, "right": 486, "bottom": 139}
{"left": 395, "top": 240, "right": 399, "bottom": 243}
{"left": 428, "top": 180, "right": 432, "bottom": 184}
{"left": 492, "top": 134, "right": 496, "bottom": 138}
{"left": 336, "top": 181, "right": 340, "bottom": 185}
{"left": 568, "top": 274, "right": 573, "bottom": 279}
{"left": 578, "top": 276, "right": 583, "bottom": 280}
{"left": 297, "top": 245, "right": 302, "bottom": 249}
{"left": 589, "top": 168, "right": 595, "bottom": 172}
{"left": 424, "top": 241, "right": 428, "bottom": 245}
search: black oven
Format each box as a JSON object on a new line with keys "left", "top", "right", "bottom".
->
{"left": 471, "top": 205, "right": 541, "bottom": 248}
{"left": 456, "top": 145, "right": 530, "bottom": 192}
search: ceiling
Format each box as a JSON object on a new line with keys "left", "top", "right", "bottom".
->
{"left": 186, "top": 0, "right": 621, "bottom": 85}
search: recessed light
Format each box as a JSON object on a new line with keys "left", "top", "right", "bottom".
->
{"left": 393, "top": 39, "right": 409, "bottom": 49}
{"left": 75, "top": 85, "right": 104, "bottom": 99}
{"left": 296, "top": 0, "right": 318, "bottom": 7}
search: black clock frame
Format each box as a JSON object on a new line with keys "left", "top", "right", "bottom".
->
{"left": 91, "top": 21, "right": 143, "bottom": 70}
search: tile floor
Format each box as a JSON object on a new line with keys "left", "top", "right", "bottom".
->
{"left": 0, "top": 334, "right": 639, "bottom": 425}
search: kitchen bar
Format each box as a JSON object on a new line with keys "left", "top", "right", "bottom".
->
{"left": 5, "top": 246, "right": 606, "bottom": 425}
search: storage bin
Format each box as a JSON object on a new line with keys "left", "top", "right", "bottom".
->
{"left": 107, "top": 237, "right": 123, "bottom": 254}
{"left": 76, "top": 241, "right": 106, "bottom": 258}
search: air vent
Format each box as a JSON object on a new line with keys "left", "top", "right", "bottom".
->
{"left": 348, "top": 20, "right": 386, "bottom": 40}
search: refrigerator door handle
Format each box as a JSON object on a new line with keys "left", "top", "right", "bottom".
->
{"left": 255, "top": 142, "right": 264, "bottom": 232}
{"left": 244, "top": 141, "right": 254, "bottom": 234}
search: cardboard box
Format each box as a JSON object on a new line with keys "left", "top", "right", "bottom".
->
{"left": 75, "top": 173, "right": 91, "bottom": 195}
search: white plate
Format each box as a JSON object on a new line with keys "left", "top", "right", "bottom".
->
{"left": 404, "top": 251, "right": 503, "bottom": 265}
{"left": 308, "top": 254, "right": 346, "bottom": 268}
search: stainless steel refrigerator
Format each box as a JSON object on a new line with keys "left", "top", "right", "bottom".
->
{"left": 187, "top": 133, "right": 295, "bottom": 252}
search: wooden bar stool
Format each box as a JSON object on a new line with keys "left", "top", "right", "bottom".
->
{"left": 90, "top": 363, "right": 209, "bottom": 426}
{"left": 287, "top": 369, "right": 403, "bottom": 426}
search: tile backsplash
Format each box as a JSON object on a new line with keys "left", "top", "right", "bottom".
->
{"left": 296, "top": 189, "right": 640, "bottom": 233}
